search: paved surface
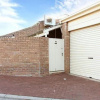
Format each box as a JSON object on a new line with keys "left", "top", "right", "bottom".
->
{"left": 0, "top": 73, "right": 100, "bottom": 100}
{"left": 0, "top": 98, "right": 67, "bottom": 100}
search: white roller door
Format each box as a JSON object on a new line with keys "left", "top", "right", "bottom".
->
{"left": 70, "top": 24, "right": 100, "bottom": 80}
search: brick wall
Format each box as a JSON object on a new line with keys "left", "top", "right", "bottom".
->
{"left": 0, "top": 37, "right": 49, "bottom": 77}
{"left": 3, "top": 20, "right": 60, "bottom": 38}
{"left": 3, "top": 21, "right": 45, "bottom": 37}
{"left": 61, "top": 23, "right": 70, "bottom": 73}
{"left": 39, "top": 38, "right": 49, "bottom": 76}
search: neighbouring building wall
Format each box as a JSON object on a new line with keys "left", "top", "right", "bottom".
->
{"left": 3, "top": 21, "right": 45, "bottom": 37}
{"left": 0, "top": 37, "right": 49, "bottom": 77}
{"left": 61, "top": 23, "right": 70, "bottom": 73}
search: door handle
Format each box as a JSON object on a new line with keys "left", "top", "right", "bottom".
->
{"left": 88, "top": 57, "right": 93, "bottom": 59}
{"left": 62, "top": 53, "right": 63, "bottom": 56}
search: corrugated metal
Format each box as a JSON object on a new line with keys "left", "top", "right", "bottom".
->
{"left": 68, "top": 10, "right": 100, "bottom": 31}
{"left": 70, "top": 24, "right": 100, "bottom": 80}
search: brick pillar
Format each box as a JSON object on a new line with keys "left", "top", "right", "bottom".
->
{"left": 61, "top": 23, "right": 70, "bottom": 73}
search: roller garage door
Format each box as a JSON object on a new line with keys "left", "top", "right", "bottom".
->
{"left": 70, "top": 24, "right": 100, "bottom": 80}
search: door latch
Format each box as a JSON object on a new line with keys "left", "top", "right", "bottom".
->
{"left": 55, "top": 41, "right": 57, "bottom": 44}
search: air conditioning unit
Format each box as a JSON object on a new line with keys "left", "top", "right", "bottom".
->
{"left": 44, "top": 16, "right": 56, "bottom": 26}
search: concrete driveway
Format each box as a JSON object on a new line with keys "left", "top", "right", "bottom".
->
{"left": 0, "top": 73, "right": 100, "bottom": 100}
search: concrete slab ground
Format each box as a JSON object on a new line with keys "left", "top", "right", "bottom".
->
{"left": 0, "top": 73, "right": 100, "bottom": 100}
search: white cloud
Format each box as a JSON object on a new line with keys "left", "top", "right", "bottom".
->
{"left": 46, "top": 0, "right": 100, "bottom": 19}
{"left": 0, "top": 0, "right": 25, "bottom": 36}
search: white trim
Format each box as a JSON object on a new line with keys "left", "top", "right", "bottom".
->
{"left": 44, "top": 25, "right": 61, "bottom": 33}
{"left": 35, "top": 25, "right": 61, "bottom": 37}
{"left": 61, "top": 1, "right": 100, "bottom": 23}
{"left": 34, "top": 33, "right": 45, "bottom": 37}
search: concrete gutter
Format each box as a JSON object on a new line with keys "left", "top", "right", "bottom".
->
{"left": 0, "top": 94, "right": 69, "bottom": 100}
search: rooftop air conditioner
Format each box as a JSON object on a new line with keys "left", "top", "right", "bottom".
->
{"left": 44, "top": 16, "right": 56, "bottom": 26}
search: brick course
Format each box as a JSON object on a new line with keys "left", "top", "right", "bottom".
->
{"left": 0, "top": 37, "right": 49, "bottom": 76}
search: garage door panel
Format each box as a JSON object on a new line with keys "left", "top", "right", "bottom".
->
{"left": 70, "top": 24, "right": 100, "bottom": 80}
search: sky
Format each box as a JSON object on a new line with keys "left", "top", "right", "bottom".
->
{"left": 0, "top": 0, "right": 99, "bottom": 36}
